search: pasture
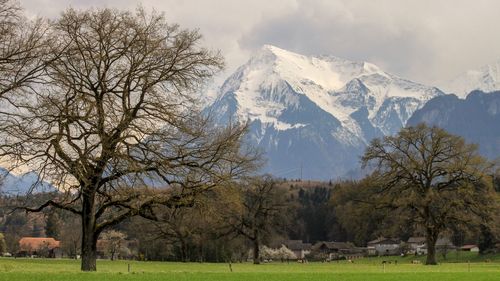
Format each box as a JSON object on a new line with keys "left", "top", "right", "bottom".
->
{"left": 0, "top": 253, "right": 499, "bottom": 281}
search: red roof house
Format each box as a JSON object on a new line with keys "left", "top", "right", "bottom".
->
{"left": 18, "top": 237, "right": 61, "bottom": 257}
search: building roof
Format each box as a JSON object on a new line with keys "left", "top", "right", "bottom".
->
{"left": 421, "top": 238, "right": 456, "bottom": 249}
{"left": 367, "top": 237, "right": 400, "bottom": 245}
{"left": 314, "top": 241, "right": 354, "bottom": 251}
{"left": 284, "top": 240, "right": 312, "bottom": 251}
{"left": 19, "top": 237, "right": 60, "bottom": 251}
{"left": 436, "top": 238, "right": 454, "bottom": 247}
{"left": 461, "top": 245, "right": 479, "bottom": 250}
{"left": 407, "top": 237, "right": 426, "bottom": 243}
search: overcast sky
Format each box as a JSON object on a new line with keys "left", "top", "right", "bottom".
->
{"left": 20, "top": 0, "right": 500, "bottom": 87}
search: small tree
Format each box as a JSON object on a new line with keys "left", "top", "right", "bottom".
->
{"left": 362, "top": 124, "right": 495, "bottom": 265}
{"left": 221, "top": 176, "right": 288, "bottom": 264}
{"left": 101, "top": 230, "right": 127, "bottom": 261}
{"left": 478, "top": 224, "right": 497, "bottom": 254}
{"left": 149, "top": 206, "right": 202, "bottom": 262}
{"left": 59, "top": 218, "right": 81, "bottom": 259}
{"left": 259, "top": 245, "right": 276, "bottom": 261}
{"left": 45, "top": 211, "right": 61, "bottom": 239}
{"left": 275, "top": 245, "right": 296, "bottom": 261}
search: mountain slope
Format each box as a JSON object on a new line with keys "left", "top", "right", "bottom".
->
{"left": 408, "top": 90, "right": 500, "bottom": 159}
{"left": 0, "top": 168, "right": 55, "bottom": 195}
{"left": 208, "top": 45, "right": 444, "bottom": 179}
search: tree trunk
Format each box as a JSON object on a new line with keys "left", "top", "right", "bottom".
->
{"left": 425, "top": 228, "right": 439, "bottom": 265}
{"left": 253, "top": 238, "right": 260, "bottom": 265}
{"left": 81, "top": 192, "right": 98, "bottom": 271}
{"left": 180, "top": 239, "right": 188, "bottom": 262}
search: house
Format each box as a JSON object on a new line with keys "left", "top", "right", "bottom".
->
{"left": 367, "top": 237, "right": 401, "bottom": 256}
{"left": 436, "top": 238, "right": 455, "bottom": 249}
{"left": 312, "top": 241, "right": 362, "bottom": 260}
{"left": 283, "top": 240, "right": 312, "bottom": 260}
{"left": 18, "top": 237, "right": 62, "bottom": 258}
{"left": 420, "top": 237, "right": 456, "bottom": 255}
{"left": 365, "top": 246, "right": 377, "bottom": 256}
{"left": 407, "top": 237, "right": 426, "bottom": 255}
{"left": 461, "top": 245, "right": 479, "bottom": 252}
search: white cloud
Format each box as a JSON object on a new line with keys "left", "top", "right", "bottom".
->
{"left": 20, "top": 0, "right": 500, "bottom": 87}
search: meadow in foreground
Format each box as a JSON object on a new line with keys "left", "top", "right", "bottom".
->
{"left": 1, "top": 254, "right": 499, "bottom": 281}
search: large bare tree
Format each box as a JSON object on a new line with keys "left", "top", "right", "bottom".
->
{"left": 0, "top": 8, "right": 255, "bottom": 271}
{"left": 0, "top": 0, "right": 48, "bottom": 99}
{"left": 362, "top": 124, "right": 495, "bottom": 265}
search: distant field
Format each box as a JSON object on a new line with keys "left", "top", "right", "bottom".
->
{"left": 0, "top": 253, "right": 499, "bottom": 281}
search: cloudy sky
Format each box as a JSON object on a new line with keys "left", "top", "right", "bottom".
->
{"left": 20, "top": 0, "right": 500, "bottom": 87}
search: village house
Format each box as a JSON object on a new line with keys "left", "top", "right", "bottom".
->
{"left": 407, "top": 237, "right": 426, "bottom": 255}
{"left": 460, "top": 245, "right": 479, "bottom": 252}
{"left": 364, "top": 246, "right": 377, "bottom": 256}
{"left": 283, "top": 240, "right": 312, "bottom": 260}
{"left": 367, "top": 237, "right": 401, "bottom": 256}
{"left": 312, "top": 241, "right": 363, "bottom": 260}
{"left": 18, "top": 237, "right": 62, "bottom": 258}
{"left": 420, "top": 237, "right": 456, "bottom": 255}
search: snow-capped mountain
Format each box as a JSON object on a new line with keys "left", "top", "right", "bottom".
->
{"left": 208, "top": 45, "right": 444, "bottom": 179}
{"left": 445, "top": 60, "right": 500, "bottom": 98}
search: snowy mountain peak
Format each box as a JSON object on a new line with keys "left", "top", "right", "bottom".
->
{"left": 209, "top": 45, "right": 444, "bottom": 179}
{"left": 445, "top": 59, "right": 500, "bottom": 98}
{"left": 260, "top": 44, "right": 296, "bottom": 57}
{"left": 222, "top": 45, "right": 442, "bottom": 128}
{"left": 250, "top": 45, "right": 390, "bottom": 93}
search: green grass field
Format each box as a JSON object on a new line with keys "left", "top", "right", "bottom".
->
{"left": 0, "top": 253, "right": 499, "bottom": 281}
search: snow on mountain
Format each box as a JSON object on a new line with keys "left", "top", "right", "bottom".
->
{"left": 208, "top": 45, "right": 444, "bottom": 179}
{"left": 445, "top": 60, "right": 500, "bottom": 98}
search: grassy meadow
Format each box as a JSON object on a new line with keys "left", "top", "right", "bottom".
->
{"left": 0, "top": 253, "right": 499, "bottom": 281}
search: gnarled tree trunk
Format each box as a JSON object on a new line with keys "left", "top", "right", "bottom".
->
{"left": 253, "top": 236, "right": 260, "bottom": 264}
{"left": 425, "top": 228, "right": 439, "bottom": 265}
{"left": 81, "top": 192, "right": 98, "bottom": 271}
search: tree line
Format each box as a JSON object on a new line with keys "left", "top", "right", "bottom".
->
{"left": 2, "top": 156, "right": 499, "bottom": 264}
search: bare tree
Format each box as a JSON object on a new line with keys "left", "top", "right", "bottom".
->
{"left": 134, "top": 184, "right": 242, "bottom": 262}
{"left": 101, "top": 230, "right": 127, "bottom": 261}
{"left": 362, "top": 124, "right": 495, "bottom": 265}
{"left": 0, "top": 0, "right": 48, "bottom": 99}
{"left": 59, "top": 216, "right": 81, "bottom": 259}
{"left": 149, "top": 205, "right": 206, "bottom": 262}
{"left": 220, "top": 176, "right": 288, "bottom": 264}
{"left": 0, "top": 8, "right": 256, "bottom": 271}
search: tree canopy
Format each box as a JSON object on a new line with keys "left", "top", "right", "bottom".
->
{"left": 0, "top": 7, "right": 256, "bottom": 271}
{"left": 362, "top": 123, "right": 495, "bottom": 265}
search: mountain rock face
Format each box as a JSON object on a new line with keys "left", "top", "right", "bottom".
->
{"left": 446, "top": 60, "right": 500, "bottom": 98}
{"left": 208, "top": 45, "right": 444, "bottom": 179}
{"left": 408, "top": 90, "right": 500, "bottom": 160}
